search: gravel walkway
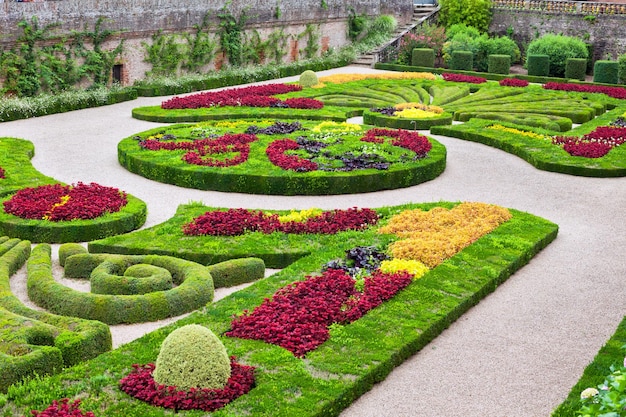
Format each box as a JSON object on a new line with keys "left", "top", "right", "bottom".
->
{"left": 1, "top": 65, "right": 625, "bottom": 416}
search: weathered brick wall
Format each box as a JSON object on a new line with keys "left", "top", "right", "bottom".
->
{"left": 490, "top": 9, "right": 626, "bottom": 61}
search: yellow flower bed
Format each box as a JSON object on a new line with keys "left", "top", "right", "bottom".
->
{"left": 311, "top": 121, "right": 362, "bottom": 133}
{"left": 487, "top": 124, "right": 549, "bottom": 140}
{"left": 379, "top": 202, "right": 512, "bottom": 268}
{"left": 394, "top": 108, "right": 441, "bottom": 119}
{"left": 318, "top": 72, "right": 437, "bottom": 84}
{"left": 379, "top": 258, "right": 430, "bottom": 279}
{"left": 394, "top": 103, "right": 444, "bottom": 113}
{"left": 278, "top": 208, "right": 323, "bottom": 223}
{"left": 210, "top": 120, "right": 274, "bottom": 129}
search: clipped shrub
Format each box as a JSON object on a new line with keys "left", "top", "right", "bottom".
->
{"left": 91, "top": 261, "right": 173, "bottom": 295}
{"left": 207, "top": 257, "right": 265, "bottom": 288}
{"left": 565, "top": 58, "right": 587, "bottom": 81}
{"left": 412, "top": 48, "right": 435, "bottom": 68}
{"left": 397, "top": 23, "right": 446, "bottom": 65}
{"left": 58, "top": 243, "right": 87, "bottom": 267}
{"left": 488, "top": 54, "right": 510, "bottom": 74}
{"left": 443, "top": 28, "right": 519, "bottom": 72}
{"left": 153, "top": 324, "right": 231, "bottom": 390}
{"left": 619, "top": 53, "right": 626, "bottom": 84}
{"left": 450, "top": 50, "right": 474, "bottom": 70}
{"left": 526, "top": 54, "right": 550, "bottom": 77}
{"left": 298, "top": 70, "right": 319, "bottom": 88}
{"left": 594, "top": 60, "right": 619, "bottom": 84}
{"left": 526, "top": 34, "right": 588, "bottom": 77}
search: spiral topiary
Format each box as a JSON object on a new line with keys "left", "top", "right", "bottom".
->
{"left": 299, "top": 70, "right": 319, "bottom": 88}
{"left": 153, "top": 324, "right": 231, "bottom": 390}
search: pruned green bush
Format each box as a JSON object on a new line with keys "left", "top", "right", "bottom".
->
{"left": 363, "top": 109, "right": 453, "bottom": 130}
{"left": 153, "top": 324, "right": 231, "bottom": 390}
{"left": 526, "top": 54, "right": 550, "bottom": 77}
{"left": 488, "top": 54, "right": 510, "bottom": 74}
{"left": 526, "top": 34, "right": 588, "bottom": 78}
{"left": 565, "top": 58, "right": 587, "bottom": 81}
{"left": 412, "top": 48, "right": 435, "bottom": 68}
{"left": 207, "top": 257, "right": 265, "bottom": 288}
{"left": 58, "top": 243, "right": 87, "bottom": 267}
{"left": 91, "top": 261, "right": 173, "bottom": 295}
{"left": 593, "top": 60, "right": 619, "bottom": 84}
{"left": 450, "top": 50, "right": 474, "bottom": 71}
{"left": 299, "top": 70, "right": 318, "bottom": 88}
{"left": 618, "top": 53, "right": 626, "bottom": 84}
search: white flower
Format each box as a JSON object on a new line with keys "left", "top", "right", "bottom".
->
{"left": 580, "top": 387, "right": 599, "bottom": 399}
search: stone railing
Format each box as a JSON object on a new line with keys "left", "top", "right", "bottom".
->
{"left": 493, "top": 0, "right": 626, "bottom": 15}
{"left": 377, "top": 6, "right": 440, "bottom": 63}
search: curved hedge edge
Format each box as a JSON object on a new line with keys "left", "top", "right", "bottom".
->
{"left": 551, "top": 316, "right": 626, "bottom": 417}
{"left": 0, "top": 194, "right": 147, "bottom": 243}
{"left": 90, "top": 260, "right": 173, "bottom": 295}
{"left": 206, "top": 257, "right": 266, "bottom": 288}
{"left": 117, "top": 136, "right": 446, "bottom": 195}
{"left": 27, "top": 251, "right": 215, "bottom": 325}
{"left": 362, "top": 109, "right": 453, "bottom": 130}
{"left": 0, "top": 137, "right": 58, "bottom": 198}
{"left": 430, "top": 123, "right": 626, "bottom": 178}
{"left": 0, "top": 240, "right": 111, "bottom": 393}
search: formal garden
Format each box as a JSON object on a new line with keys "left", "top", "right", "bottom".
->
{"left": 0, "top": 0, "right": 625, "bottom": 415}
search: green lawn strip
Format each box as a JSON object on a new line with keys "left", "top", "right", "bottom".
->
{"left": 430, "top": 114, "right": 626, "bottom": 177}
{"left": 0, "top": 138, "right": 57, "bottom": 197}
{"left": 117, "top": 122, "right": 446, "bottom": 195}
{"left": 551, "top": 316, "right": 626, "bottom": 417}
{"left": 0, "top": 204, "right": 558, "bottom": 416}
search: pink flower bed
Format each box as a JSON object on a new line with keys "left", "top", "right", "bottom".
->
{"left": 119, "top": 358, "right": 255, "bottom": 412}
{"left": 182, "top": 207, "right": 379, "bottom": 236}
{"left": 499, "top": 78, "right": 529, "bottom": 87}
{"left": 543, "top": 82, "right": 626, "bottom": 100}
{"left": 552, "top": 125, "right": 626, "bottom": 158}
{"left": 3, "top": 182, "right": 127, "bottom": 221}
{"left": 140, "top": 133, "right": 258, "bottom": 167}
{"left": 160, "top": 83, "right": 323, "bottom": 110}
{"left": 226, "top": 268, "right": 413, "bottom": 357}
{"left": 27, "top": 398, "right": 95, "bottom": 417}
{"left": 361, "top": 128, "right": 432, "bottom": 158}
{"left": 442, "top": 73, "right": 487, "bottom": 84}
{"left": 265, "top": 139, "right": 318, "bottom": 172}
{"left": 0, "top": 167, "right": 5, "bottom": 179}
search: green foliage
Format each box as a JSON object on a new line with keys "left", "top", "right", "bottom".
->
{"left": 153, "top": 324, "right": 231, "bottom": 390}
{"left": 266, "top": 28, "right": 289, "bottom": 65}
{"left": 91, "top": 261, "right": 173, "bottom": 295}
{"left": 526, "top": 54, "right": 550, "bottom": 76}
{"left": 299, "top": 70, "right": 319, "bottom": 87}
{"left": 619, "top": 53, "right": 626, "bottom": 84}
{"left": 0, "top": 138, "right": 57, "bottom": 197}
{"left": 143, "top": 31, "right": 183, "bottom": 76}
{"left": 58, "top": 243, "right": 86, "bottom": 267}
{"left": 593, "top": 60, "right": 619, "bottom": 84}
{"left": 443, "top": 27, "right": 520, "bottom": 72}
{"left": 446, "top": 23, "right": 480, "bottom": 40}
{"left": 218, "top": 4, "right": 249, "bottom": 68}
{"left": 450, "top": 50, "right": 474, "bottom": 70}
{"left": 298, "top": 24, "right": 321, "bottom": 60}
{"left": 347, "top": 7, "right": 368, "bottom": 41}
{"left": 363, "top": 108, "right": 453, "bottom": 129}
{"left": 565, "top": 58, "right": 587, "bottom": 81}
{"left": 438, "top": 0, "right": 493, "bottom": 33}
{"left": 206, "top": 257, "right": 265, "bottom": 288}
{"left": 577, "top": 361, "right": 626, "bottom": 417}
{"left": 412, "top": 48, "right": 436, "bottom": 68}
{"left": 526, "top": 34, "right": 588, "bottom": 78}
{"left": 398, "top": 23, "right": 446, "bottom": 65}
{"left": 488, "top": 54, "right": 510, "bottom": 74}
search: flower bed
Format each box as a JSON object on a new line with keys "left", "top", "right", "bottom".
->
{"left": 499, "top": 78, "right": 529, "bottom": 87}
{"left": 552, "top": 125, "right": 626, "bottom": 158}
{"left": 28, "top": 398, "right": 95, "bottom": 417}
{"left": 161, "top": 84, "right": 303, "bottom": 109}
{"left": 543, "top": 82, "right": 626, "bottom": 100}
{"left": 441, "top": 73, "right": 488, "bottom": 84}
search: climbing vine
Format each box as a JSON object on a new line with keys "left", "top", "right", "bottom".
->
{"left": 298, "top": 24, "right": 320, "bottom": 59}
{"left": 217, "top": 4, "right": 249, "bottom": 68}
{"left": 265, "top": 28, "right": 289, "bottom": 65}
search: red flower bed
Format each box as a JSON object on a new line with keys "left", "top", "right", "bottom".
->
{"left": 499, "top": 78, "right": 529, "bottom": 87}
{"left": 27, "top": 398, "right": 95, "bottom": 417}
{"left": 266, "top": 139, "right": 318, "bottom": 172}
{"left": 140, "top": 133, "right": 258, "bottom": 167}
{"left": 361, "top": 128, "right": 432, "bottom": 158}
{"left": 160, "top": 83, "right": 324, "bottom": 110}
{"left": 182, "top": 207, "right": 379, "bottom": 236}
{"left": 0, "top": 167, "right": 5, "bottom": 179}
{"left": 226, "top": 268, "right": 412, "bottom": 357}
{"left": 552, "top": 125, "right": 626, "bottom": 158}
{"left": 543, "top": 82, "right": 626, "bottom": 100}
{"left": 119, "top": 357, "right": 255, "bottom": 412}
{"left": 3, "top": 182, "right": 127, "bottom": 221}
{"left": 442, "top": 73, "right": 487, "bottom": 84}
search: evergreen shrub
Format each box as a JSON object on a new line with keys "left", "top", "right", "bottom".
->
{"left": 526, "top": 54, "right": 550, "bottom": 77}
{"left": 450, "top": 50, "right": 474, "bottom": 70}
{"left": 565, "top": 58, "right": 587, "bottom": 81}
{"left": 593, "top": 60, "right": 619, "bottom": 84}
{"left": 412, "top": 48, "right": 435, "bottom": 67}
{"left": 619, "top": 53, "right": 626, "bottom": 84}
{"left": 488, "top": 54, "right": 510, "bottom": 74}
{"left": 526, "top": 34, "right": 588, "bottom": 77}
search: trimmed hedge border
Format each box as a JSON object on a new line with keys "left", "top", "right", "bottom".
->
{"left": 0, "top": 193, "right": 148, "bottom": 243}
{"left": 0, "top": 203, "right": 559, "bottom": 416}
{"left": 0, "top": 239, "right": 111, "bottom": 393}
{"left": 362, "top": 108, "right": 453, "bottom": 129}
{"left": 0, "top": 137, "right": 57, "bottom": 198}
{"left": 28, "top": 250, "right": 217, "bottom": 325}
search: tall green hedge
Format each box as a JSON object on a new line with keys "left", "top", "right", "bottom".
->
{"left": 593, "top": 60, "right": 619, "bottom": 84}
{"left": 450, "top": 50, "right": 474, "bottom": 71}
{"left": 487, "top": 54, "right": 510, "bottom": 74}
{"left": 527, "top": 54, "right": 550, "bottom": 77}
{"left": 412, "top": 48, "right": 436, "bottom": 68}
{"left": 565, "top": 58, "right": 587, "bottom": 81}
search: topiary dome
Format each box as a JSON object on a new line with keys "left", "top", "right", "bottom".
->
{"left": 299, "top": 70, "right": 319, "bottom": 88}
{"left": 153, "top": 324, "right": 231, "bottom": 390}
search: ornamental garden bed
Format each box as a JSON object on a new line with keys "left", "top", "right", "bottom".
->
{"left": 0, "top": 201, "right": 558, "bottom": 416}
{"left": 118, "top": 120, "right": 446, "bottom": 195}
{"left": 0, "top": 137, "right": 57, "bottom": 197}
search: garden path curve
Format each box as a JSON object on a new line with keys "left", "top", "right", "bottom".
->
{"left": 2, "top": 65, "right": 625, "bottom": 417}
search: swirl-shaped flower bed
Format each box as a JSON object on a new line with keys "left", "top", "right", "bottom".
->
{"left": 0, "top": 182, "right": 147, "bottom": 243}
{"left": 363, "top": 104, "right": 453, "bottom": 130}
{"left": 118, "top": 121, "right": 446, "bottom": 195}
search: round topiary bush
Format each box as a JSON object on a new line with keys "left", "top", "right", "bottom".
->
{"left": 299, "top": 70, "right": 318, "bottom": 88}
{"left": 526, "top": 34, "right": 588, "bottom": 78}
{"left": 153, "top": 324, "right": 231, "bottom": 391}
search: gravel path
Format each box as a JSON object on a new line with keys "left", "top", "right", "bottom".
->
{"left": 1, "top": 65, "right": 625, "bottom": 416}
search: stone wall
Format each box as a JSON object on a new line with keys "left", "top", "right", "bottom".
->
{"left": 490, "top": 8, "right": 626, "bottom": 62}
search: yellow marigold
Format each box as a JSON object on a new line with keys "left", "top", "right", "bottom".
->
{"left": 318, "top": 72, "right": 436, "bottom": 84}
{"left": 379, "top": 258, "right": 430, "bottom": 279}
{"left": 311, "top": 121, "right": 362, "bottom": 133}
{"left": 487, "top": 124, "right": 549, "bottom": 140}
{"left": 278, "top": 208, "right": 323, "bottom": 223}
{"left": 394, "top": 103, "right": 444, "bottom": 113}
{"left": 394, "top": 108, "right": 441, "bottom": 119}
{"left": 380, "top": 202, "right": 512, "bottom": 268}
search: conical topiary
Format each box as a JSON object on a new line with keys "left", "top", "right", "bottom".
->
{"left": 153, "top": 324, "right": 231, "bottom": 390}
